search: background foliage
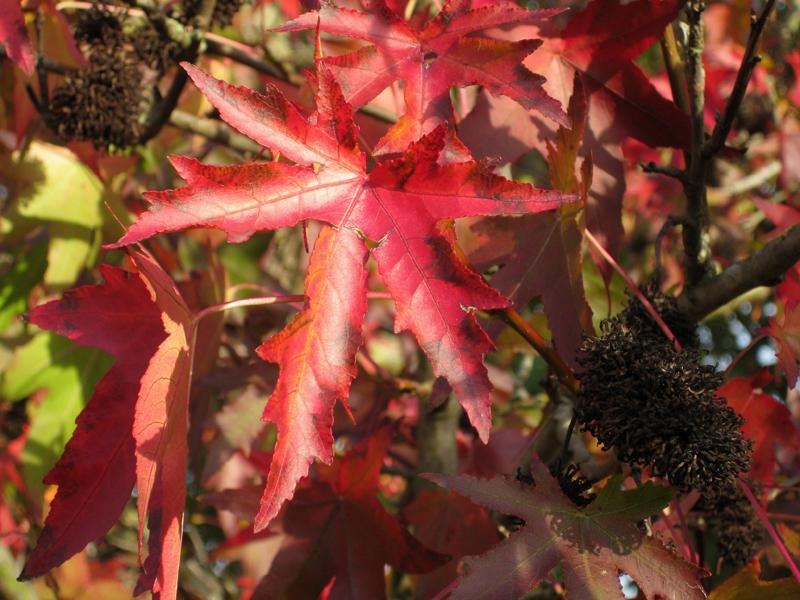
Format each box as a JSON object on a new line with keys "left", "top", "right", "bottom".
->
{"left": 2, "top": 0, "right": 800, "bottom": 598}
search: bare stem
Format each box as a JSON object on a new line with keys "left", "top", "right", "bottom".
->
{"left": 491, "top": 307, "right": 580, "bottom": 394}
{"left": 169, "top": 109, "right": 263, "bottom": 154}
{"left": 683, "top": 1, "right": 712, "bottom": 285}
{"left": 739, "top": 479, "right": 800, "bottom": 585}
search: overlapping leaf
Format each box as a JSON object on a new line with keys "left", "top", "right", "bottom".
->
{"left": 111, "top": 63, "right": 571, "bottom": 529}
{"left": 461, "top": 0, "right": 690, "bottom": 268}
{"left": 277, "top": 0, "right": 566, "bottom": 153}
{"left": 252, "top": 428, "right": 445, "bottom": 599}
{"left": 469, "top": 79, "right": 593, "bottom": 365}
{"left": 0, "top": 0, "right": 34, "bottom": 74}
{"left": 19, "top": 251, "right": 193, "bottom": 600}
{"left": 719, "top": 370, "right": 800, "bottom": 486}
{"left": 427, "top": 459, "right": 705, "bottom": 600}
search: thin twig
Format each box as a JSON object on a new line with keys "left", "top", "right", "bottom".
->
{"left": 739, "top": 479, "right": 800, "bottom": 585}
{"left": 660, "top": 23, "right": 690, "bottom": 115}
{"left": 704, "top": 0, "right": 777, "bottom": 158}
{"left": 169, "top": 109, "right": 263, "bottom": 154}
{"left": 205, "top": 35, "right": 285, "bottom": 79}
{"left": 641, "top": 162, "right": 688, "bottom": 183}
{"left": 489, "top": 307, "right": 580, "bottom": 394}
{"left": 585, "top": 229, "right": 682, "bottom": 351}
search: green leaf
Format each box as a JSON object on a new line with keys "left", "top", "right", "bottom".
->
{"left": 0, "top": 241, "right": 47, "bottom": 331}
{"left": 1, "top": 142, "right": 104, "bottom": 289}
{"left": 0, "top": 331, "right": 112, "bottom": 500}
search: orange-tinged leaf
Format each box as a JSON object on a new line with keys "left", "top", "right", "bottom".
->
{"left": 19, "top": 251, "right": 194, "bottom": 600}
{"left": 255, "top": 225, "right": 369, "bottom": 530}
{"left": 128, "top": 251, "right": 193, "bottom": 600}
{"left": 709, "top": 562, "right": 800, "bottom": 600}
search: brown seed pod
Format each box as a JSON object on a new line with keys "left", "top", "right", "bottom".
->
{"left": 575, "top": 287, "right": 752, "bottom": 498}
{"left": 183, "top": 0, "right": 253, "bottom": 27}
{"left": 698, "top": 485, "right": 763, "bottom": 568}
{"left": 45, "top": 49, "right": 142, "bottom": 150}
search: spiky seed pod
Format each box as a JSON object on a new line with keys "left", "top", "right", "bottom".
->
{"left": 183, "top": 0, "right": 253, "bottom": 27}
{"left": 132, "top": 24, "right": 184, "bottom": 73}
{"left": 698, "top": 485, "right": 763, "bottom": 568}
{"left": 623, "top": 280, "right": 700, "bottom": 350}
{"left": 552, "top": 463, "right": 595, "bottom": 507}
{"left": 575, "top": 288, "right": 752, "bottom": 498}
{"left": 73, "top": 6, "right": 125, "bottom": 49}
{"left": 45, "top": 49, "right": 142, "bottom": 150}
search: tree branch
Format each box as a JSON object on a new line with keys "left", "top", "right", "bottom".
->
{"left": 490, "top": 308, "right": 580, "bottom": 394}
{"left": 679, "top": 224, "right": 800, "bottom": 320}
{"left": 683, "top": 0, "right": 712, "bottom": 286}
{"left": 168, "top": 109, "right": 263, "bottom": 154}
{"left": 704, "top": 0, "right": 776, "bottom": 158}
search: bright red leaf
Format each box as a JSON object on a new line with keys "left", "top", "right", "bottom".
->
{"left": 427, "top": 459, "right": 705, "bottom": 599}
{"left": 252, "top": 428, "right": 445, "bottom": 599}
{"left": 0, "top": 0, "right": 35, "bottom": 75}
{"left": 255, "top": 224, "right": 369, "bottom": 528}
{"left": 20, "top": 251, "right": 193, "bottom": 600}
{"left": 276, "top": 0, "right": 567, "bottom": 153}
{"left": 111, "top": 63, "right": 571, "bottom": 528}
{"left": 719, "top": 370, "right": 800, "bottom": 486}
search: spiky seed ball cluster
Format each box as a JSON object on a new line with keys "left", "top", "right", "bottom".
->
{"left": 45, "top": 7, "right": 142, "bottom": 150}
{"left": 698, "top": 485, "right": 763, "bottom": 567}
{"left": 183, "top": 0, "right": 253, "bottom": 27}
{"left": 575, "top": 285, "right": 752, "bottom": 498}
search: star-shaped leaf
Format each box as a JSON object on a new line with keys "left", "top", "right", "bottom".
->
{"left": 276, "top": 0, "right": 567, "bottom": 153}
{"left": 426, "top": 459, "right": 705, "bottom": 599}
{"left": 111, "top": 63, "right": 571, "bottom": 529}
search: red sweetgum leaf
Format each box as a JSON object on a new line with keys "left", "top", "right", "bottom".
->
{"left": 276, "top": 0, "right": 567, "bottom": 153}
{"left": 404, "top": 488, "right": 499, "bottom": 599}
{"left": 426, "top": 459, "right": 705, "bottom": 600}
{"left": 252, "top": 428, "right": 446, "bottom": 599}
{"left": 255, "top": 224, "right": 369, "bottom": 530}
{"left": 111, "top": 63, "right": 572, "bottom": 527}
{"left": 0, "top": 0, "right": 35, "bottom": 75}
{"left": 19, "top": 263, "right": 159, "bottom": 581}
{"left": 19, "top": 251, "right": 193, "bottom": 600}
{"left": 129, "top": 252, "right": 193, "bottom": 600}
{"left": 719, "top": 370, "right": 800, "bottom": 486}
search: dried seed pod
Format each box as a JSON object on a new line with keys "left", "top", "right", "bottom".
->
{"left": 132, "top": 23, "right": 184, "bottom": 73}
{"left": 575, "top": 287, "right": 752, "bottom": 498}
{"left": 183, "top": 0, "right": 253, "bottom": 26}
{"left": 45, "top": 50, "right": 142, "bottom": 150}
{"left": 73, "top": 5, "right": 125, "bottom": 49}
{"left": 698, "top": 485, "right": 762, "bottom": 568}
